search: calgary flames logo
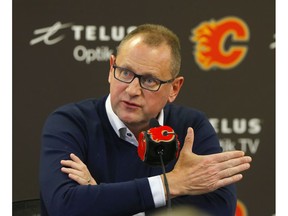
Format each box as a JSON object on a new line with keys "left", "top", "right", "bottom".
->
{"left": 148, "top": 126, "right": 175, "bottom": 143}
{"left": 235, "top": 199, "right": 248, "bottom": 216}
{"left": 191, "top": 17, "right": 249, "bottom": 70}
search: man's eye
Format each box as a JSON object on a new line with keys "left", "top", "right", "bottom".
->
{"left": 120, "top": 69, "right": 132, "bottom": 77}
{"left": 142, "top": 77, "right": 158, "bottom": 86}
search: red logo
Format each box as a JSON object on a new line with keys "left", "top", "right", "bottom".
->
{"left": 235, "top": 199, "right": 248, "bottom": 216}
{"left": 148, "top": 126, "right": 175, "bottom": 143}
{"left": 191, "top": 17, "right": 249, "bottom": 70}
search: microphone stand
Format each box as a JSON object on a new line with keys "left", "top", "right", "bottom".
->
{"left": 157, "top": 149, "right": 171, "bottom": 210}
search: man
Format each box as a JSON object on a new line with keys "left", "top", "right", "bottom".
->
{"left": 40, "top": 24, "right": 251, "bottom": 216}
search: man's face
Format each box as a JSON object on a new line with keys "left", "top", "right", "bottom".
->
{"left": 108, "top": 36, "right": 182, "bottom": 131}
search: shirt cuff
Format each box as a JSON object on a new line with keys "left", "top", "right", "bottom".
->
{"left": 148, "top": 175, "right": 166, "bottom": 208}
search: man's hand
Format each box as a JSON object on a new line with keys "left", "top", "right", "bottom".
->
{"left": 61, "top": 153, "right": 97, "bottom": 185}
{"left": 163, "top": 127, "right": 252, "bottom": 198}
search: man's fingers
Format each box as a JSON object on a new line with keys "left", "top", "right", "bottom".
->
{"left": 217, "top": 162, "right": 251, "bottom": 180}
{"left": 209, "top": 151, "right": 252, "bottom": 164}
{"left": 61, "top": 167, "right": 92, "bottom": 184}
{"left": 207, "top": 152, "right": 251, "bottom": 182}
{"left": 217, "top": 155, "right": 252, "bottom": 171}
{"left": 208, "top": 174, "right": 245, "bottom": 192}
{"left": 70, "top": 153, "right": 83, "bottom": 163}
{"left": 61, "top": 157, "right": 87, "bottom": 171}
{"left": 68, "top": 173, "right": 90, "bottom": 185}
{"left": 60, "top": 153, "right": 96, "bottom": 185}
{"left": 60, "top": 159, "right": 78, "bottom": 169}
{"left": 61, "top": 167, "right": 83, "bottom": 177}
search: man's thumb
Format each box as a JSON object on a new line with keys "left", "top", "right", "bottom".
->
{"left": 182, "top": 127, "right": 194, "bottom": 152}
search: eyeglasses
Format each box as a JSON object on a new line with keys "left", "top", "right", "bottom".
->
{"left": 112, "top": 65, "right": 174, "bottom": 92}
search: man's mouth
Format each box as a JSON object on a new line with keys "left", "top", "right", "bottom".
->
{"left": 122, "top": 100, "right": 141, "bottom": 109}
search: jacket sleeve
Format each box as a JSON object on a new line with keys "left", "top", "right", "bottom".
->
{"left": 39, "top": 107, "right": 155, "bottom": 216}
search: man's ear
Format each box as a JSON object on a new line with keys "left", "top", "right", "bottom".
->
{"left": 168, "top": 76, "right": 184, "bottom": 103}
{"left": 108, "top": 55, "right": 116, "bottom": 83}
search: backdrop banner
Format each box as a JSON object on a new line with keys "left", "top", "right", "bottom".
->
{"left": 13, "top": 0, "right": 275, "bottom": 215}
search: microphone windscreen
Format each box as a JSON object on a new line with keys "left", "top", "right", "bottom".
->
{"left": 149, "top": 118, "right": 160, "bottom": 128}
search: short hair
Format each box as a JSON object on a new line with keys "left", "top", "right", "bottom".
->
{"left": 117, "top": 24, "right": 181, "bottom": 77}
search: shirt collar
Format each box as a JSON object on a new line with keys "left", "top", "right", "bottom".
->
{"left": 105, "top": 94, "right": 164, "bottom": 146}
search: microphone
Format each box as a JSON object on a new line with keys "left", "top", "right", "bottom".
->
{"left": 138, "top": 118, "right": 180, "bottom": 210}
{"left": 149, "top": 118, "right": 160, "bottom": 128}
{"left": 137, "top": 118, "right": 180, "bottom": 166}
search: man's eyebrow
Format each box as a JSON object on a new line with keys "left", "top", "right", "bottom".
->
{"left": 120, "top": 65, "right": 156, "bottom": 77}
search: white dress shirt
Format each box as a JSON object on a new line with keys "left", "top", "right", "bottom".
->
{"left": 105, "top": 95, "right": 166, "bottom": 215}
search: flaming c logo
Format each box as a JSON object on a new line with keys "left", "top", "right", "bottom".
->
{"left": 235, "top": 199, "right": 248, "bottom": 216}
{"left": 148, "top": 126, "right": 175, "bottom": 143}
{"left": 191, "top": 17, "right": 249, "bottom": 70}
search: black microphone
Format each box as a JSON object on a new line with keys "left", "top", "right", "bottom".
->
{"left": 138, "top": 118, "right": 179, "bottom": 210}
{"left": 149, "top": 118, "right": 160, "bottom": 128}
{"left": 137, "top": 118, "right": 180, "bottom": 166}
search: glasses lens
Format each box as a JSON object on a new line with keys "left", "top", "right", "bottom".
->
{"left": 140, "top": 76, "right": 160, "bottom": 91}
{"left": 115, "top": 67, "right": 134, "bottom": 83}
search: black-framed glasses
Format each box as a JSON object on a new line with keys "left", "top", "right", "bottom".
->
{"left": 112, "top": 65, "right": 174, "bottom": 92}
